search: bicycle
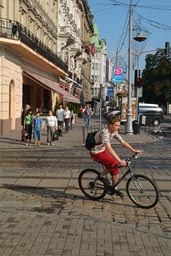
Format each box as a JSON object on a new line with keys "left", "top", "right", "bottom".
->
{"left": 78, "top": 154, "right": 159, "bottom": 209}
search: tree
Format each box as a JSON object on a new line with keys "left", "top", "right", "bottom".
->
{"left": 142, "top": 50, "right": 171, "bottom": 109}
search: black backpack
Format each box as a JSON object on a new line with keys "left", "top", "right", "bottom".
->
{"left": 85, "top": 130, "right": 99, "bottom": 150}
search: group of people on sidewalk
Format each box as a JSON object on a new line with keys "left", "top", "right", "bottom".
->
{"left": 21, "top": 104, "right": 74, "bottom": 147}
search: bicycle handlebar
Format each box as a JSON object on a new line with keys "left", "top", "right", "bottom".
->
{"left": 131, "top": 152, "right": 141, "bottom": 159}
{"left": 118, "top": 153, "right": 142, "bottom": 168}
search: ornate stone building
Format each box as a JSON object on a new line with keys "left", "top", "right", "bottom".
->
{"left": 57, "top": 0, "right": 93, "bottom": 102}
{"left": 90, "top": 23, "right": 107, "bottom": 99}
{"left": 0, "top": 0, "right": 93, "bottom": 135}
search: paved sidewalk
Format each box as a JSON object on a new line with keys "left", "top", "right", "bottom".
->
{"left": 0, "top": 115, "right": 157, "bottom": 149}
{"left": 0, "top": 115, "right": 171, "bottom": 256}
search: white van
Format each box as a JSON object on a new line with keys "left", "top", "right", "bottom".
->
{"left": 138, "top": 103, "right": 164, "bottom": 126}
{"left": 139, "top": 103, "right": 159, "bottom": 108}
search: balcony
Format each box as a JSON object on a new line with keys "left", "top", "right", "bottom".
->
{"left": 0, "top": 18, "right": 68, "bottom": 72}
{"left": 59, "top": 26, "right": 71, "bottom": 38}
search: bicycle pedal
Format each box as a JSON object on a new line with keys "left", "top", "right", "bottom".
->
{"left": 114, "top": 189, "right": 124, "bottom": 198}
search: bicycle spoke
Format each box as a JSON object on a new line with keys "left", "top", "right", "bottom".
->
{"left": 78, "top": 169, "right": 106, "bottom": 200}
{"left": 126, "top": 174, "right": 159, "bottom": 209}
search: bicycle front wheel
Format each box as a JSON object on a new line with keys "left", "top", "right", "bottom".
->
{"left": 78, "top": 169, "right": 106, "bottom": 200}
{"left": 126, "top": 174, "right": 159, "bottom": 209}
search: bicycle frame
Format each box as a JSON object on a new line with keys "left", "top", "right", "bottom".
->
{"left": 105, "top": 158, "right": 136, "bottom": 189}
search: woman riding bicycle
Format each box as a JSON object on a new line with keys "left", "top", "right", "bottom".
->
{"left": 90, "top": 116, "right": 142, "bottom": 194}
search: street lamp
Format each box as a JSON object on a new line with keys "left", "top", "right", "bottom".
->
{"left": 125, "top": 0, "right": 147, "bottom": 134}
{"left": 125, "top": 0, "right": 133, "bottom": 134}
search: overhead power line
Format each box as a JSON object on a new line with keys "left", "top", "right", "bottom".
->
{"left": 139, "top": 15, "right": 171, "bottom": 31}
{"left": 109, "top": 0, "right": 171, "bottom": 10}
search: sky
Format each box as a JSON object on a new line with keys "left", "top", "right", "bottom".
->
{"left": 88, "top": 0, "right": 171, "bottom": 70}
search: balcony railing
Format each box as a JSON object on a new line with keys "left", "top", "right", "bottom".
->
{"left": 0, "top": 18, "right": 68, "bottom": 72}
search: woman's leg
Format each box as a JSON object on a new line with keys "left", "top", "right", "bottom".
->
{"left": 34, "top": 129, "right": 37, "bottom": 145}
{"left": 25, "top": 125, "right": 30, "bottom": 145}
{"left": 51, "top": 126, "right": 55, "bottom": 145}
{"left": 37, "top": 130, "right": 41, "bottom": 146}
{"left": 64, "top": 119, "right": 69, "bottom": 132}
{"left": 66, "top": 119, "right": 70, "bottom": 132}
{"left": 28, "top": 125, "right": 32, "bottom": 144}
{"left": 47, "top": 126, "right": 51, "bottom": 143}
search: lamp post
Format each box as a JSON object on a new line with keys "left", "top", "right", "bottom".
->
{"left": 125, "top": 0, "right": 133, "bottom": 134}
{"left": 125, "top": 0, "right": 147, "bottom": 134}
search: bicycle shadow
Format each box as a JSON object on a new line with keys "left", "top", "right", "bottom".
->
{"left": 1, "top": 183, "right": 79, "bottom": 200}
{"left": 2, "top": 183, "right": 135, "bottom": 209}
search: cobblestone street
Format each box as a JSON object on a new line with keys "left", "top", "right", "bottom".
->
{"left": 0, "top": 117, "right": 171, "bottom": 256}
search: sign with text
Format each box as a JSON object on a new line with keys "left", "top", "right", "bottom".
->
{"left": 112, "top": 66, "right": 124, "bottom": 83}
{"left": 107, "top": 86, "right": 114, "bottom": 96}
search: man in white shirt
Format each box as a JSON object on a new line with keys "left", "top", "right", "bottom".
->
{"left": 64, "top": 106, "right": 71, "bottom": 133}
{"left": 56, "top": 104, "right": 64, "bottom": 136}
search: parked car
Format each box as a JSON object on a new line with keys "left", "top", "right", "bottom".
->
{"left": 138, "top": 103, "right": 164, "bottom": 126}
{"left": 106, "top": 110, "right": 121, "bottom": 120}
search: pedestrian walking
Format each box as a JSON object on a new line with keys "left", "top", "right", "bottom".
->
{"left": 79, "top": 105, "right": 84, "bottom": 118}
{"left": 64, "top": 106, "right": 71, "bottom": 133}
{"left": 56, "top": 104, "right": 64, "bottom": 136}
{"left": 21, "top": 104, "right": 30, "bottom": 141}
{"left": 70, "top": 108, "right": 74, "bottom": 129}
{"left": 24, "top": 108, "right": 33, "bottom": 146}
{"left": 33, "top": 111, "right": 42, "bottom": 147}
{"left": 46, "top": 110, "right": 58, "bottom": 146}
{"left": 84, "top": 105, "right": 92, "bottom": 126}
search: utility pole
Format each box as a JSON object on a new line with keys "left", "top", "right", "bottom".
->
{"left": 125, "top": 0, "right": 133, "bottom": 134}
{"left": 99, "top": 84, "right": 103, "bottom": 129}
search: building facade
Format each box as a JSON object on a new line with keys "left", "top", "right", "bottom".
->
{"left": 90, "top": 23, "right": 107, "bottom": 100}
{"left": 0, "top": 0, "right": 93, "bottom": 135}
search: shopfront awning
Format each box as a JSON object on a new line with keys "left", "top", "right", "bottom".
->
{"left": 23, "top": 71, "right": 80, "bottom": 103}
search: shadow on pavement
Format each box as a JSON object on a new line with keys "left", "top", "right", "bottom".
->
{"left": 0, "top": 137, "right": 23, "bottom": 145}
{"left": 2, "top": 183, "right": 135, "bottom": 210}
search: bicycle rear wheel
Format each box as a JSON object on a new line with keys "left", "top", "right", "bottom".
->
{"left": 78, "top": 169, "right": 106, "bottom": 200}
{"left": 126, "top": 174, "right": 159, "bottom": 209}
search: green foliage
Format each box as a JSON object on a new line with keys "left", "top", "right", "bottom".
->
{"left": 109, "top": 99, "right": 117, "bottom": 108}
{"left": 54, "top": 97, "right": 59, "bottom": 114}
{"left": 67, "top": 102, "right": 79, "bottom": 113}
{"left": 53, "top": 97, "right": 79, "bottom": 114}
{"left": 142, "top": 51, "right": 171, "bottom": 108}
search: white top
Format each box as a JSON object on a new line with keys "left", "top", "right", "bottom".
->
{"left": 90, "top": 128, "right": 123, "bottom": 154}
{"left": 64, "top": 109, "right": 71, "bottom": 119}
{"left": 56, "top": 109, "right": 64, "bottom": 121}
{"left": 46, "top": 116, "right": 58, "bottom": 128}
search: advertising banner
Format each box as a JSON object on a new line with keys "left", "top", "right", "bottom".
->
{"left": 107, "top": 86, "right": 114, "bottom": 96}
{"left": 121, "top": 97, "right": 137, "bottom": 122}
{"left": 112, "top": 66, "right": 124, "bottom": 83}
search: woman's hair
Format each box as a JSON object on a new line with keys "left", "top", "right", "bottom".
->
{"left": 108, "top": 116, "right": 121, "bottom": 125}
{"left": 26, "top": 108, "right": 32, "bottom": 114}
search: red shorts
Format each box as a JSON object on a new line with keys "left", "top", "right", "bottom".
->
{"left": 90, "top": 150, "right": 119, "bottom": 176}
